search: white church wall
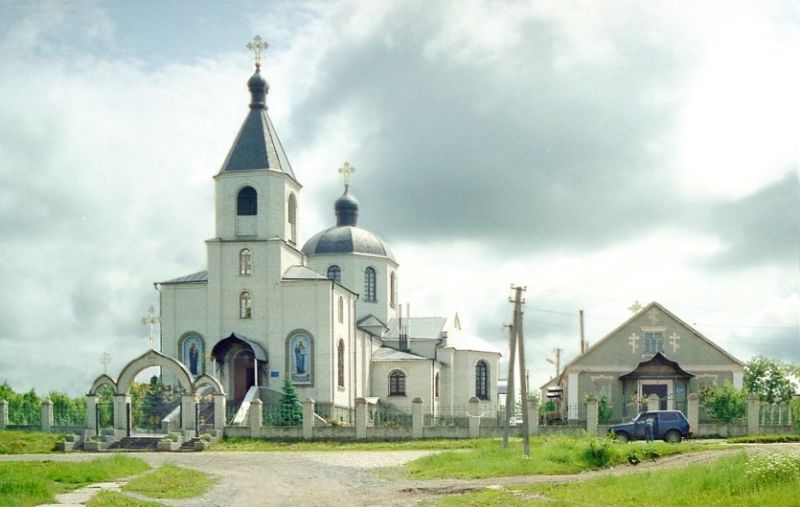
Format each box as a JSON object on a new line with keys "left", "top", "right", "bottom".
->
{"left": 451, "top": 350, "right": 500, "bottom": 414}
{"left": 371, "top": 360, "right": 434, "bottom": 414}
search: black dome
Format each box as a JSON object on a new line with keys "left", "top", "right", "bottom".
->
{"left": 247, "top": 66, "right": 268, "bottom": 109}
{"left": 301, "top": 226, "right": 395, "bottom": 261}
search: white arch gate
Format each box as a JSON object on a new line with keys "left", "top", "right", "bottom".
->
{"left": 86, "top": 349, "right": 225, "bottom": 441}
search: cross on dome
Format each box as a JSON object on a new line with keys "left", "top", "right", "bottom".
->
{"left": 246, "top": 35, "right": 269, "bottom": 68}
{"left": 338, "top": 161, "right": 356, "bottom": 189}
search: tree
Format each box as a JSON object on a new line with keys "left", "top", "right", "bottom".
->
{"left": 704, "top": 383, "right": 747, "bottom": 436}
{"left": 274, "top": 378, "right": 302, "bottom": 426}
{"left": 743, "top": 356, "right": 797, "bottom": 403}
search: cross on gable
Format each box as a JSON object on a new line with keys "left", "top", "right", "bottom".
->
{"left": 647, "top": 308, "right": 660, "bottom": 325}
{"left": 246, "top": 35, "right": 269, "bottom": 67}
{"left": 628, "top": 301, "right": 642, "bottom": 314}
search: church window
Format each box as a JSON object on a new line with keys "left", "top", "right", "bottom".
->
{"left": 389, "top": 370, "right": 406, "bottom": 396}
{"left": 239, "top": 291, "right": 252, "bottom": 319}
{"left": 364, "top": 267, "right": 377, "bottom": 302}
{"left": 390, "top": 271, "right": 397, "bottom": 308}
{"left": 237, "top": 186, "right": 258, "bottom": 216}
{"left": 327, "top": 265, "right": 341, "bottom": 283}
{"left": 338, "top": 296, "right": 344, "bottom": 324}
{"left": 288, "top": 193, "right": 297, "bottom": 243}
{"left": 644, "top": 332, "right": 664, "bottom": 353}
{"left": 475, "top": 360, "right": 489, "bottom": 400}
{"left": 337, "top": 339, "right": 345, "bottom": 388}
{"left": 239, "top": 249, "right": 252, "bottom": 275}
{"left": 434, "top": 372, "right": 440, "bottom": 398}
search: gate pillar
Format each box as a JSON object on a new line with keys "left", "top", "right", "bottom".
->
{"left": 113, "top": 394, "right": 130, "bottom": 440}
{"left": 181, "top": 394, "right": 198, "bottom": 438}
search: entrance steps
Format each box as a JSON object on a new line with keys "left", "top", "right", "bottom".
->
{"left": 105, "top": 436, "right": 161, "bottom": 452}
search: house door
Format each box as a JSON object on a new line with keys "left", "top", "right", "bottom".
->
{"left": 233, "top": 350, "right": 255, "bottom": 402}
{"left": 641, "top": 384, "right": 668, "bottom": 410}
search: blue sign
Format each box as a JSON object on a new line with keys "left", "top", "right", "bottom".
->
{"left": 270, "top": 370, "right": 280, "bottom": 378}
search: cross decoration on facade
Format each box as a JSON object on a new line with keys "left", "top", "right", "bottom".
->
{"left": 669, "top": 332, "right": 681, "bottom": 354}
{"left": 99, "top": 352, "right": 112, "bottom": 374}
{"left": 246, "top": 35, "right": 269, "bottom": 67}
{"left": 141, "top": 305, "right": 160, "bottom": 349}
{"left": 338, "top": 161, "right": 356, "bottom": 189}
{"left": 647, "top": 308, "right": 660, "bottom": 325}
{"left": 628, "top": 333, "right": 640, "bottom": 354}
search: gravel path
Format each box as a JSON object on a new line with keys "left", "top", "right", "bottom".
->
{"left": 4, "top": 443, "right": 799, "bottom": 506}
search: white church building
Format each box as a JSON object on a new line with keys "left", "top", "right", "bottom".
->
{"left": 156, "top": 54, "right": 500, "bottom": 422}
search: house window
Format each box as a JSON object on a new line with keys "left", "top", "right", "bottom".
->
{"left": 239, "top": 249, "right": 252, "bottom": 275}
{"left": 239, "top": 291, "right": 252, "bottom": 319}
{"left": 337, "top": 339, "right": 345, "bottom": 388}
{"left": 327, "top": 265, "right": 341, "bottom": 283}
{"left": 434, "top": 372, "right": 439, "bottom": 398}
{"left": 338, "top": 296, "right": 344, "bottom": 324}
{"left": 389, "top": 370, "right": 406, "bottom": 396}
{"left": 644, "top": 332, "right": 664, "bottom": 353}
{"left": 475, "top": 360, "right": 489, "bottom": 400}
{"left": 237, "top": 186, "right": 257, "bottom": 216}
{"left": 364, "top": 267, "right": 376, "bottom": 302}
{"left": 390, "top": 271, "right": 397, "bottom": 308}
{"left": 288, "top": 193, "right": 297, "bottom": 243}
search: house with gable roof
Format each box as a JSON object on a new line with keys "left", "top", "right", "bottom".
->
{"left": 543, "top": 302, "right": 744, "bottom": 422}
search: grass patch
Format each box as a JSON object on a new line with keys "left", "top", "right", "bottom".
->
{"left": 0, "top": 430, "right": 61, "bottom": 454}
{"left": 406, "top": 435, "right": 722, "bottom": 479}
{"left": 0, "top": 455, "right": 149, "bottom": 507}
{"left": 439, "top": 451, "right": 800, "bottom": 506}
{"left": 123, "top": 464, "right": 215, "bottom": 499}
{"left": 86, "top": 490, "right": 163, "bottom": 506}
{"left": 211, "top": 437, "right": 489, "bottom": 452}
{"left": 727, "top": 434, "right": 800, "bottom": 444}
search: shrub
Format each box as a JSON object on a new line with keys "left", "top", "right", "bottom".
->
{"left": 583, "top": 437, "right": 614, "bottom": 468}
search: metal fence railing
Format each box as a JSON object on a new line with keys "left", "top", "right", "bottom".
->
{"left": 262, "top": 403, "right": 302, "bottom": 427}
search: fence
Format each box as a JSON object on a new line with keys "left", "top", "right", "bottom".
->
{"left": 262, "top": 402, "right": 302, "bottom": 427}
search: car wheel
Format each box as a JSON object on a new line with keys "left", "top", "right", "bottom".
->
{"left": 664, "top": 430, "right": 681, "bottom": 443}
{"left": 614, "top": 431, "right": 629, "bottom": 442}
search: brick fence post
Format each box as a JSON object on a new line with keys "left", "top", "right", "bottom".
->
{"left": 586, "top": 394, "right": 598, "bottom": 436}
{"left": 468, "top": 397, "right": 481, "bottom": 438}
{"left": 249, "top": 399, "right": 263, "bottom": 438}
{"left": 687, "top": 393, "right": 699, "bottom": 434}
{"left": 412, "top": 398, "right": 423, "bottom": 439}
{"left": 181, "top": 394, "right": 198, "bottom": 438}
{"left": 213, "top": 394, "right": 226, "bottom": 433}
{"left": 646, "top": 394, "right": 659, "bottom": 412}
{"left": 355, "top": 398, "right": 367, "bottom": 439}
{"left": 302, "top": 398, "right": 315, "bottom": 440}
{"left": 0, "top": 400, "right": 7, "bottom": 430}
{"left": 527, "top": 396, "right": 539, "bottom": 436}
{"left": 747, "top": 393, "right": 760, "bottom": 436}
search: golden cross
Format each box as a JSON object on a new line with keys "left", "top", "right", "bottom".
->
{"left": 246, "top": 35, "right": 269, "bottom": 67}
{"left": 628, "top": 301, "right": 642, "bottom": 314}
{"left": 338, "top": 161, "right": 356, "bottom": 188}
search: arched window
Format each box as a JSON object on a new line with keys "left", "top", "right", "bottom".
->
{"left": 389, "top": 370, "right": 406, "bottom": 396}
{"left": 288, "top": 193, "right": 297, "bottom": 243}
{"left": 390, "top": 271, "right": 397, "bottom": 308}
{"left": 434, "top": 372, "right": 440, "bottom": 398}
{"left": 327, "top": 265, "right": 341, "bottom": 283}
{"left": 364, "top": 267, "right": 377, "bottom": 302}
{"left": 475, "top": 360, "right": 489, "bottom": 400}
{"left": 239, "top": 249, "right": 252, "bottom": 275}
{"left": 239, "top": 291, "right": 252, "bottom": 319}
{"left": 237, "top": 186, "right": 257, "bottom": 216}
{"left": 338, "top": 296, "right": 344, "bottom": 324}
{"left": 337, "top": 339, "right": 345, "bottom": 388}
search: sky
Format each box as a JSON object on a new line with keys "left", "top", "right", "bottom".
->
{"left": 0, "top": 0, "right": 798, "bottom": 396}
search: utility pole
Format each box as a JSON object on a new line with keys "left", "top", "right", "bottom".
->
{"left": 502, "top": 323, "right": 516, "bottom": 448}
{"left": 510, "top": 285, "right": 530, "bottom": 457}
{"left": 546, "top": 348, "right": 562, "bottom": 378}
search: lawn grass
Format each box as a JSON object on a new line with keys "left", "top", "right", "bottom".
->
{"left": 727, "top": 434, "right": 800, "bottom": 444}
{"left": 210, "top": 436, "right": 490, "bottom": 452}
{"left": 86, "top": 490, "right": 163, "bottom": 507}
{"left": 0, "top": 455, "right": 149, "bottom": 507}
{"left": 437, "top": 452, "right": 800, "bottom": 506}
{"left": 122, "top": 463, "right": 216, "bottom": 499}
{"left": 405, "top": 435, "right": 723, "bottom": 479}
{"left": 0, "top": 430, "right": 60, "bottom": 454}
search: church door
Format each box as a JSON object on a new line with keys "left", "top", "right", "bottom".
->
{"left": 233, "top": 350, "right": 256, "bottom": 402}
{"left": 641, "top": 384, "right": 669, "bottom": 410}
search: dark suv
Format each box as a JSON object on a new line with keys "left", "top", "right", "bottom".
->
{"left": 609, "top": 410, "right": 691, "bottom": 443}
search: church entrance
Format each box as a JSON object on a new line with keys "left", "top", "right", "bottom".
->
{"left": 233, "top": 350, "right": 256, "bottom": 402}
{"left": 641, "top": 383, "right": 669, "bottom": 410}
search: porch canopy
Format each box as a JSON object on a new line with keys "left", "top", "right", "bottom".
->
{"left": 211, "top": 333, "right": 268, "bottom": 363}
{"left": 619, "top": 352, "right": 694, "bottom": 380}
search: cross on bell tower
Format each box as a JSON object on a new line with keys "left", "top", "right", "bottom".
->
{"left": 246, "top": 35, "right": 269, "bottom": 69}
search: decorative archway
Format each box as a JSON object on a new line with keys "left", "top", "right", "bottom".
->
{"left": 116, "top": 349, "right": 193, "bottom": 395}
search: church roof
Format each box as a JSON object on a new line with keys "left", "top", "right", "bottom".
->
{"left": 218, "top": 65, "right": 296, "bottom": 180}
{"left": 282, "top": 265, "right": 329, "bottom": 280}
{"left": 160, "top": 270, "right": 208, "bottom": 285}
{"left": 385, "top": 317, "right": 448, "bottom": 340}
{"left": 444, "top": 329, "right": 502, "bottom": 355}
{"left": 372, "top": 346, "right": 428, "bottom": 362}
{"left": 619, "top": 352, "right": 694, "bottom": 379}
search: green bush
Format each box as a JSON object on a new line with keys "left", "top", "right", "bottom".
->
{"left": 583, "top": 437, "right": 614, "bottom": 468}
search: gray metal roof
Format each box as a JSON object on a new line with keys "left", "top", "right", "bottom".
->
{"left": 385, "top": 317, "right": 448, "bottom": 340}
{"left": 372, "top": 346, "right": 427, "bottom": 362}
{"left": 218, "top": 69, "right": 295, "bottom": 179}
{"left": 282, "top": 265, "right": 329, "bottom": 280}
{"left": 301, "top": 225, "right": 396, "bottom": 261}
{"left": 160, "top": 271, "right": 208, "bottom": 285}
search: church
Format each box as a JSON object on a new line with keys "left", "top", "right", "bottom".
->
{"left": 156, "top": 43, "right": 500, "bottom": 423}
